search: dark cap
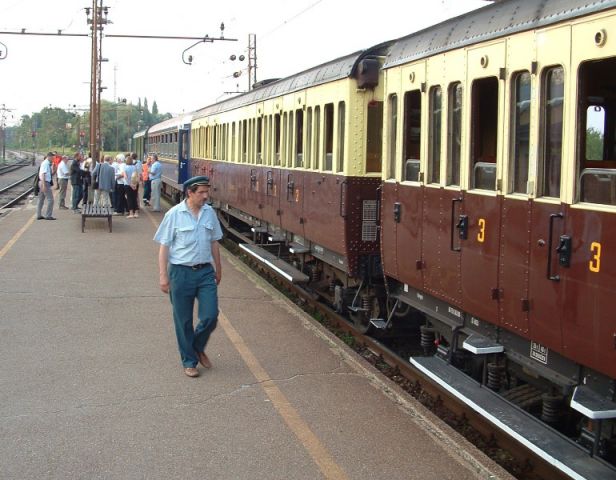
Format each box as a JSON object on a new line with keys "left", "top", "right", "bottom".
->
{"left": 183, "top": 175, "right": 210, "bottom": 191}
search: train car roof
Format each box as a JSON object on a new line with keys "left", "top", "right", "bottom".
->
{"left": 148, "top": 112, "right": 194, "bottom": 135}
{"left": 132, "top": 129, "right": 148, "bottom": 139}
{"left": 384, "top": 0, "right": 616, "bottom": 69}
{"left": 193, "top": 43, "right": 392, "bottom": 120}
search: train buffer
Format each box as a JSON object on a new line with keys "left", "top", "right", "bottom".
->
{"left": 411, "top": 355, "right": 616, "bottom": 480}
{"left": 81, "top": 205, "right": 113, "bottom": 233}
{"left": 239, "top": 243, "right": 309, "bottom": 283}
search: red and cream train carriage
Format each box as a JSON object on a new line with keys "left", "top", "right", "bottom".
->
{"left": 190, "top": 46, "right": 389, "bottom": 314}
{"left": 380, "top": 0, "right": 616, "bottom": 465}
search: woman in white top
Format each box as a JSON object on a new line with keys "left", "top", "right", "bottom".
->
{"left": 123, "top": 156, "right": 139, "bottom": 218}
{"left": 113, "top": 154, "right": 127, "bottom": 214}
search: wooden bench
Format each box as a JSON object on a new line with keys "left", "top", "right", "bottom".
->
{"left": 81, "top": 205, "right": 113, "bottom": 233}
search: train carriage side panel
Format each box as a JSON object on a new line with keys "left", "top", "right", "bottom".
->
{"left": 559, "top": 12, "right": 616, "bottom": 379}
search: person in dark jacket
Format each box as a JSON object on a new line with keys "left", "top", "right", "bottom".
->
{"left": 70, "top": 152, "right": 84, "bottom": 212}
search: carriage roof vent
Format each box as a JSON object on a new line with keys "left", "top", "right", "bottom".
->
{"left": 252, "top": 78, "right": 281, "bottom": 90}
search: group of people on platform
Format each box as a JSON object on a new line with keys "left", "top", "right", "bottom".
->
{"left": 36, "top": 150, "right": 162, "bottom": 221}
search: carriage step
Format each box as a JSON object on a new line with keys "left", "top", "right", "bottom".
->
{"left": 410, "top": 355, "right": 616, "bottom": 480}
{"left": 571, "top": 385, "right": 616, "bottom": 420}
{"left": 462, "top": 334, "right": 504, "bottom": 354}
{"left": 239, "top": 243, "right": 309, "bottom": 283}
{"left": 369, "top": 319, "right": 388, "bottom": 329}
{"left": 288, "top": 242, "right": 310, "bottom": 254}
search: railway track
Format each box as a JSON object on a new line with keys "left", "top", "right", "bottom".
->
{"left": 0, "top": 160, "right": 31, "bottom": 175}
{"left": 0, "top": 174, "right": 36, "bottom": 210}
{"left": 221, "top": 229, "right": 608, "bottom": 480}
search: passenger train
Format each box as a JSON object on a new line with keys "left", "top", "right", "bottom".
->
{"left": 135, "top": 0, "right": 616, "bottom": 475}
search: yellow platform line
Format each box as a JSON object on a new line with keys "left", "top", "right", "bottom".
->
{"left": 0, "top": 214, "right": 37, "bottom": 260}
{"left": 219, "top": 311, "right": 350, "bottom": 480}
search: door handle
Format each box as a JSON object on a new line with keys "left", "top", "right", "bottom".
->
{"left": 450, "top": 197, "right": 463, "bottom": 252}
{"left": 547, "top": 213, "right": 564, "bottom": 281}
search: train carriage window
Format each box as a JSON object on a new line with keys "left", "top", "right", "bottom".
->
{"left": 338, "top": 101, "right": 346, "bottom": 172}
{"left": 263, "top": 116, "right": 269, "bottom": 165}
{"left": 274, "top": 114, "right": 281, "bottom": 166}
{"left": 577, "top": 57, "right": 616, "bottom": 205}
{"left": 428, "top": 86, "right": 442, "bottom": 184}
{"left": 241, "top": 120, "right": 248, "bottom": 163}
{"left": 287, "top": 111, "right": 294, "bottom": 168}
{"left": 447, "top": 82, "right": 462, "bottom": 186}
{"left": 366, "top": 100, "right": 382, "bottom": 173}
{"left": 257, "top": 117, "right": 263, "bottom": 164}
{"left": 471, "top": 77, "right": 499, "bottom": 190}
{"left": 403, "top": 90, "right": 421, "bottom": 182}
{"left": 511, "top": 71, "right": 531, "bottom": 194}
{"left": 231, "top": 123, "right": 236, "bottom": 162}
{"left": 282, "top": 112, "right": 288, "bottom": 167}
{"left": 388, "top": 94, "right": 398, "bottom": 180}
{"left": 324, "top": 103, "right": 334, "bottom": 171}
{"left": 314, "top": 106, "right": 321, "bottom": 170}
{"left": 295, "top": 109, "right": 304, "bottom": 168}
{"left": 212, "top": 126, "right": 218, "bottom": 160}
{"left": 306, "top": 108, "right": 313, "bottom": 170}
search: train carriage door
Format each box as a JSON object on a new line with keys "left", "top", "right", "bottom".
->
{"left": 394, "top": 66, "right": 425, "bottom": 289}
{"left": 460, "top": 43, "right": 505, "bottom": 322}
{"left": 382, "top": 92, "right": 400, "bottom": 280}
{"left": 497, "top": 32, "right": 537, "bottom": 336}
{"left": 526, "top": 26, "right": 572, "bottom": 354}
{"left": 560, "top": 36, "right": 616, "bottom": 378}
{"left": 419, "top": 54, "right": 463, "bottom": 304}
{"left": 178, "top": 126, "right": 190, "bottom": 185}
{"left": 280, "top": 99, "right": 306, "bottom": 236}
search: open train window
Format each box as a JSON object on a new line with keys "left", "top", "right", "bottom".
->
{"left": 295, "top": 109, "right": 304, "bottom": 168}
{"left": 428, "top": 86, "right": 442, "bottom": 184}
{"left": 511, "top": 71, "right": 531, "bottom": 194}
{"left": 306, "top": 108, "right": 312, "bottom": 170}
{"left": 324, "top": 103, "right": 334, "bottom": 171}
{"left": 402, "top": 90, "right": 421, "bottom": 182}
{"left": 231, "top": 123, "right": 236, "bottom": 162}
{"left": 470, "top": 76, "right": 499, "bottom": 190}
{"left": 241, "top": 120, "right": 248, "bottom": 163}
{"left": 366, "top": 100, "right": 382, "bottom": 173}
{"left": 447, "top": 82, "right": 462, "bottom": 186}
{"left": 282, "top": 113, "right": 287, "bottom": 167}
{"left": 274, "top": 114, "right": 281, "bottom": 166}
{"left": 314, "top": 106, "right": 321, "bottom": 170}
{"left": 387, "top": 94, "right": 398, "bottom": 180}
{"left": 256, "top": 117, "right": 263, "bottom": 164}
{"left": 287, "top": 111, "right": 294, "bottom": 167}
{"left": 577, "top": 57, "right": 616, "bottom": 205}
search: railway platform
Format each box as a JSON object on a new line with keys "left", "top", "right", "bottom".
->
{"left": 0, "top": 193, "right": 513, "bottom": 480}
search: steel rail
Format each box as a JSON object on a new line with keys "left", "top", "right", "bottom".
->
{"left": 0, "top": 173, "right": 36, "bottom": 209}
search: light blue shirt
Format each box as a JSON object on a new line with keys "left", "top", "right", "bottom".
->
{"left": 149, "top": 161, "right": 162, "bottom": 181}
{"left": 153, "top": 200, "right": 223, "bottom": 266}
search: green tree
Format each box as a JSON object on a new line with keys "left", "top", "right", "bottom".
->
{"left": 586, "top": 127, "right": 604, "bottom": 161}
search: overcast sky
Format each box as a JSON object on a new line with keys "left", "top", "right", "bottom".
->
{"left": 0, "top": 0, "right": 489, "bottom": 125}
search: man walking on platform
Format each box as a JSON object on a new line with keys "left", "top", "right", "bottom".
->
{"left": 154, "top": 176, "right": 223, "bottom": 378}
{"left": 36, "top": 152, "right": 56, "bottom": 220}
{"left": 57, "top": 156, "right": 70, "bottom": 209}
{"left": 149, "top": 154, "right": 162, "bottom": 212}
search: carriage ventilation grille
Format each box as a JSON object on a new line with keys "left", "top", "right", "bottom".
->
{"left": 362, "top": 200, "right": 378, "bottom": 242}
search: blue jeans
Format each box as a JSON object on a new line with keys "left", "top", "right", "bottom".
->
{"left": 168, "top": 263, "right": 218, "bottom": 368}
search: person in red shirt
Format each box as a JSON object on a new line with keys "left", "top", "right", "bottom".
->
{"left": 52, "top": 153, "right": 62, "bottom": 189}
